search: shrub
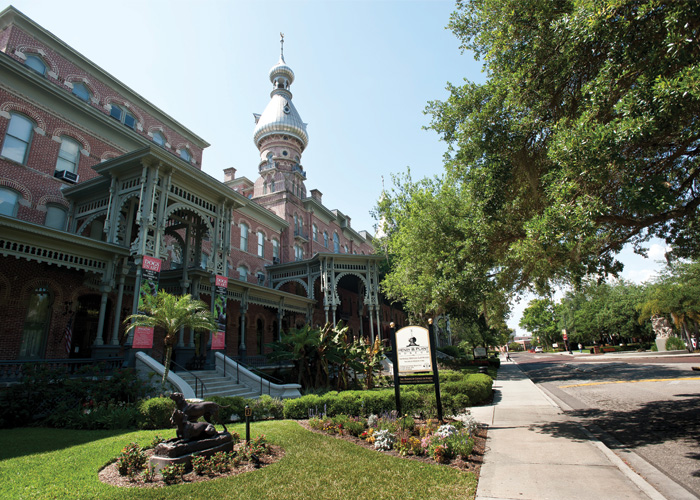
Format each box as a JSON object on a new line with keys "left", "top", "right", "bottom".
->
{"left": 373, "top": 429, "right": 395, "bottom": 451}
{"left": 666, "top": 336, "right": 686, "bottom": 350}
{"left": 191, "top": 454, "right": 210, "bottom": 476}
{"left": 252, "top": 395, "right": 284, "bottom": 420}
{"left": 208, "top": 395, "right": 248, "bottom": 422}
{"left": 116, "top": 442, "right": 147, "bottom": 477}
{"left": 138, "top": 397, "right": 176, "bottom": 429}
{"left": 160, "top": 463, "right": 185, "bottom": 484}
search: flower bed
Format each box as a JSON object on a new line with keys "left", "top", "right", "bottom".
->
{"left": 303, "top": 410, "right": 484, "bottom": 469}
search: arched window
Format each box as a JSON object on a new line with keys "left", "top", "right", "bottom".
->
{"left": 312, "top": 224, "right": 318, "bottom": 242}
{"left": 45, "top": 204, "right": 67, "bottom": 230}
{"left": 19, "top": 286, "right": 53, "bottom": 359}
{"left": 2, "top": 113, "right": 35, "bottom": 164}
{"left": 263, "top": 181, "right": 267, "bottom": 194}
{"left": 323, "top": 231, "right": 329, "bottom": 248}
{"left": 343, "top": 244, "right": 348, "bottom": 254}
{"left": 270, "top": 179, "right": 275, "bottom": 192}
{"left": 237, "top": 265, "right": 248, "bottom": 282}
{"left": 240, "top": 223, "right": 249, "bottom": 251}
{"left": 257, "top": 231, "right": 264, "bottom": 257}
{"left": 109, "top": 104, "right": 136, "bottom": 129}
{"left": 152, "top": 131, "right": 166, "bottom": 147}
{"left": 294, "top": 244, "right": 303, "bottom": 261}
{"left": 0, "top": 187, "right": 20, "bottom": 217}
{"left": 179, "top": 148, "right": 191, "bottom": 162}
{"left": 55, "top": 136, "right": 81, "bottom": 174}
{"left": 294, "top": 214, "right": 299, "bottom": 233}
{"left": 333, "top": 233, "right": 340, "bottom": 253}
{"left": 25, "top": 54, "right": 47, "bottom": 76}
{"left": 71, "top": 82, "right": 91, "bottom": 102}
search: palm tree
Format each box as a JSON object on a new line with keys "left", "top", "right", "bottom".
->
{"left": 124, "top": 292, "right": 217, "bottom": 386}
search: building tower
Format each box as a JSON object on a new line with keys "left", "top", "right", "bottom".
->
{"left": 253, "top": 34, "right": 309, "bottom": 208}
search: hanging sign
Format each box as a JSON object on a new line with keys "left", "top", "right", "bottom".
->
{"left": 395, "top": 326, "right": 433, "bottom": 373}
{"left": 211, "top": 274, "right": 228, "bottom": 350}
{"left": 133, "top": 256, "right": 161, "bottom": 349}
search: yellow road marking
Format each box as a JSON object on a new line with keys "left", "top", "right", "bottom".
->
{"left": 559, "top": 377, "right": 700, "bottom": 389}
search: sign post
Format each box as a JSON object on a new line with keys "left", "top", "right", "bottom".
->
{"left": 390, "top": 318, "right": 443, "bottom": 421}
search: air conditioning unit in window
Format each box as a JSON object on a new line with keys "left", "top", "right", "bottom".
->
{"left": 272, "top": 257, "right": 280, "bottom": 265}
{"left": 54, "top": 170, "right": 79, "bottom": 184}
{"left": 257, "top": 273, "right": 266, "bottom": 285}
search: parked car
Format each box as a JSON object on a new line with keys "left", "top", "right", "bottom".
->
{"left": 534, "top": 346, "right": 543, "bottom": 353}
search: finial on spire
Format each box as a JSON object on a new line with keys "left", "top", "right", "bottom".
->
{"left": 280, "top": 32, "right": 285, "bottom": 61}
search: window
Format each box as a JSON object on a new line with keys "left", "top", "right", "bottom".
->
{"left": 71, "top": 82, "right": 91, "bottom": 102}
{"left": 263, "top": 182, "right": 267, "bottom": 194}
{"left": 55, "top": 136, "right": 81, "bottom": 174}
{"left": 180, "top": 148, "right": 191, "bottom": 162}
{"left": 45, "top": 205, "right": 67, "bottom": 230}
{"left": 240, "top": 223, "right": 249, "bottom": 251}
{"left": 333, "top": 233, "right": 340, "bottom": 253}
{"left": 200, "top": 252, "right": 209, "bottom": 269}
{"left": 0, "top": 187, "right": 20, "bottom": 217}
{"left": 343, "top": 244, "right": 348, "bottom": 254}
{"left": 237, "top": 265, "right": 248, "bottom": 282}
{"left": 25, "top": 54, "right": 47, "bottom": 76}
{"left": 19, "top": 286, "right": 53, "bottom": 359}
{"left": 270, "top": 179, "right": 275, "bottom": 192}
{"left": 257, "top": 231, "right": 264, "bottom": 257}
{"left": 323, "top": 231, "right": 329, "bottom": 248}
{"left": 256, "top": 318, "right": 265, "bottom": 354}
{"left": 312, "top": 224, "right": 318, "bottom": 242}
{"left": 272, "top": 239, "right": 279, "bottom": 262}
{"left": 109, "top": 104, "right": 136, "bottom": 129}
{"left": 294, "top": 214, "right": 299, "bottom": 233}
{"left": 152, "top": 131, "right": 166, "bottom": 147}
{"left": 2, "top": 113, "right": 35, "bottom": 164}
{"left": 294, "top": 244, "right": 303, "bottom": 261}
{"left": 89, "top": 219, "right": 104, "bottom": 241}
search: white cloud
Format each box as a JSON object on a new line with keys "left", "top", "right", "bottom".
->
{"left": 648, "top": 243, "right": 671, "bottom": 260}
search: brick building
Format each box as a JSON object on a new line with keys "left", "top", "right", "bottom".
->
{"left": 0, "top": 6, "right": 404, "bottom": 376}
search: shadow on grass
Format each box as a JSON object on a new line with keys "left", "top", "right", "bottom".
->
{"left": 0, "top": 427, "right": 132, "bottom": 461}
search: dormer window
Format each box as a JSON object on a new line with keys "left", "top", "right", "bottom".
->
{"left": 72, "top": 82, "right": 91, "bottom": 102}
{"left": 109, "top": 104, "right": 136, "bottom": 129}
{"left": 25, "top": 54, "right": 47, "bottom": 76}
{"left": 152, "top": 131, "right": 166, "bottom": 147}
{"left": 180, "top": 148, "right": 191, "bottom": 162}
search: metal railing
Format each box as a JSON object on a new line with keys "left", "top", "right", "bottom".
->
{"left": 0, "top": 358, "right": 124, "bottom": 384}
{"left": 224, "top": 355, "right": 287, "bottom": 396}
{"left": 152, "top": 349, "right": 208, "bottom": 399}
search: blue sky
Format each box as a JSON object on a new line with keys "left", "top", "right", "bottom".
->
{"left": 7, "top": 0, "right": 668, "bottom": 335}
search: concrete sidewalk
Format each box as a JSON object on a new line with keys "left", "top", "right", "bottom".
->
{"left": 469, "top": 360, "right": 683, "bottom": 500}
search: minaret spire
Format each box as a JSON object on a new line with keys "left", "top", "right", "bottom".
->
{"left": 280, "top": 32, "right": 285, "bottom": 62}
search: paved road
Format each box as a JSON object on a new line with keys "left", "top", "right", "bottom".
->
{"left": 511, "top": 352, "right": 700, "bottom": 498}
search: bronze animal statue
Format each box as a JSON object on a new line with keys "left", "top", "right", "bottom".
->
{"left": 170, "top": 409, "right": 218, "bottom": 441}
{"left": 169, "top": 392, "right": 228, "bottom": 432}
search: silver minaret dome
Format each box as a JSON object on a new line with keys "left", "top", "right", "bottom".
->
{"left": 253, "top": 35, "right": 309, "bottom": 150}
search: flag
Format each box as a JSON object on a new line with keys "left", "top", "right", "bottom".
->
{"left": 63, "top": 313, "right": 74, "bottom": 355}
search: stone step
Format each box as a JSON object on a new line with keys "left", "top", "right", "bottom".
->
{"left": 175, "top": 369, "right": 259, "bottom": 399}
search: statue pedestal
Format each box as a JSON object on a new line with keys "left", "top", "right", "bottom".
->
{"left": 150, "top": 432, "right": 234, "bottom": 473}
{"left": 655, "top": 337, "right": 667, "bottom": 352}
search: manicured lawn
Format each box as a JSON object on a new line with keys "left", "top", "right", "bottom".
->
{"left": 0, "top": 421, "right": 477, "bottom": 499}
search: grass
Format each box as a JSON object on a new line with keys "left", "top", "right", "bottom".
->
{"left": 0, "top": 421, "right": 477, "bottom": 500}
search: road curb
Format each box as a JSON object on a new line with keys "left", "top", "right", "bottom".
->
{"left": 532, "top": 369, "right": 697, "bottom": 500}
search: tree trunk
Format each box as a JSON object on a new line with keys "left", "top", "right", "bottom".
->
{"left": 162, "top": 344, "right": 173, "bottom": 387}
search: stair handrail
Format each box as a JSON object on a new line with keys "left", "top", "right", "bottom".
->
{"left": 151, "top": 348, "right": 208, "bottom": 399}
{"left": 215, "top": 353, "right": 301, "bottom": 398}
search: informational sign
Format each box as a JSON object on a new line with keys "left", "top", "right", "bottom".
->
{"left": 395, "top": 326, "right": 432, "bottom": 373}
{"left": 133, "top": 256, "right": 161, "bottom": 349}
{"left": 211, "top": 274, "right": 228, "bottom": 350}
{"left": 473, "top": 346, "right": 487, "bottom": 359}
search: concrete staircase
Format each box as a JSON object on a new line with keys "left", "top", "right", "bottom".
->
{"left": 176, "top": 369, "right": 259, "bottom": 399}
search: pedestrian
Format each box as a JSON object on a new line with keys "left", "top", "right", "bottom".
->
{"left": 505, "top": 344, "right": 511, "bottom": 361}
{"left": 578, "top": 343, "right": 583, "bottom": 353}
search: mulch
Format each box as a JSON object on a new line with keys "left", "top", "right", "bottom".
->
{"left": 98, "top": 444, "right": 285, "bottom": 489}
{"left": 99, "top": 418, "right": 488, "bottom": 488}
